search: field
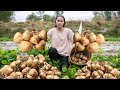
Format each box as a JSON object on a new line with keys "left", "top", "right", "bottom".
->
{"left": 0, "top": 20, "right": 120, "bottom": 79}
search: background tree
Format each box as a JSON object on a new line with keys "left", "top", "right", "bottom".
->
{"left": 43, "top": 14, "right": 55, "bottom": 22}
{"left": 37, "top": 11, "right": 45, "bottom": 20}
{"left": 0, "top": 11, "right": 15, "bottom": 22}
{"left": 26, "top": 12, "right": 41, "bottom": 21}
{"left": 54, "top": 11, "right": 64, "bottom": 17}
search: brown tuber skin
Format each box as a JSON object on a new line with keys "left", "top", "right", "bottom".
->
{"left": 22, "top": 67, "right": 31, "bottom": 75}
{"left": 39, "top": 30, "right": 47, "bottom": 41}
{"left": 39, "top": 72, "right": 46, "bottom": 79}
{"left": 74, "top": 32, "right": 81, "bottom": 43}
{"left": 28, "top": 69, "right": 38, "bottom": 78}
{"left": 96, "top": 34, "right": 105, "bottom": 45}
{"left": 87, "top": 42, "right": 99, "bottom": 53}
{"left": 80, "top": 36, "right": 90, "bottom": 46}
{"left": 87, "top": 32, "right": 96, "bottom": 43}
{"left": 22, "top": 30, "right": 32, "bottom": 41}
{"left": 19, "top": 41, "right": 33, "bottom": 52}
{"left": 13, "top": 32, "right": 23, "bottom": 44}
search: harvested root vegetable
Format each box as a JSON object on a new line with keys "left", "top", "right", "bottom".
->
{"left": 40, "top": 40, "right": 46, "bottom": 46}
{"left": 75, "top": 52, "right": 80, "bottom": 59}
{"left": 16, "top": 55, "right": 29, "bottom": 62}
{"left": 26, "top": 74, "right": 34, "bottom": 79}
{"left": 30, "top": 34, "right": 40, "bottom": 44}
{"left": 96, "top": 34, "right": 105, "bottom": 45}
{"left": 14, "top": 72, "right": 23, "bottom": 79}
{"left": 26, "top": 58, "right": 33, "bottom": 67}
{"left": 53, "top": 75, "right": 59, "bottom": 79}
{"left": 87, "top": 32, "right": 96, "bottom": 43}
{"left": 32, "top": 59, "right": 39, "bottom": 68}
{"left": 39, "top": 71, "right": 46, "bottom": 79}
{"left": 74, "top": 61, "right": 120, "bottom": 79}
{"left": 51, "top": 67, "right": 57, "bottom": 70}
{"left": 37, "top": 76, "right": 41, "bottom": 79}
{"left": 13, "top": 32, "right": 23, "bottom": 44}
{"left": 16, "top": 55, "right": 22, "bottom": 60}
{"left": 19, "top": 41, "right": 33, "bottom": 52}
{"left": 30, "top": 30, "right": 38, "bottom": 36}
{"left": 75, "top": 42, "right": 85, "bottom": 51}
{"left": 13, "top": 29, "right": 47, "bottom": 51}
{"left": 35, "top": 40, "right": 46, "bottom": 50}
{"left": 75, "top": 42, "right": 80, "bottom": 47}
{"left": 9, "top": 72, "right": 16, "bottom": 77}
{"left": 22, "top": 67, "right": 31, "bottom": 75}
{"left": 110, "top": 69, "right": 120, "bottom": 77}
{"left": 39, "top": 30, "right": 47, "bottom": 41}
{"left": 103, "top": 73, "right": 112, "bottom": 79}
{"left": 82, "top": 56, "right": 88, "bottom": 61}
{"left": 74, "top": 32, "right": 81, "bottom": 43}
{"left": 71, "top": 56, "right": 76, "bottom": 61}
{"left": 28, "top": 69, "right": 38, "bottom": 78}
{"left": 9, "top": 61, "right": 17, "bottom": 69}
{"left": 76, "top": 76, "right": 86, "bottom": 79}
{"left": 1, "top": 65, "right": 13, "bottom": 76}
{"left": 5, "top": 76, "right": 14, "bottom": 79}
{"left": 87, "top": 42, "right": 99, "bottom": 53}
{"left": 97, "top": 70, "right": 104, "bottom": 76}
{"left": 92, "top": 71, "right": 99, "bottom": 77}
{"left": 0, "top": 54, "right": 61, "bottom": 79}
{"left": 46, "top": 75, "right": 54, "bottom": 79}
{"left": 15, "top": 60, "right": 23, "bottom": 66}
{"left": 23, "top": 30, "right": 32, "bottom": 41}
{"left": 54, "top": 71, "right": 61, "bottom": 76}
{"left": 38, "top": 54, "right": 46, "bottom": 63}
{"left": 80, "top": 36, "right": 90, "bottom": 46}
{"left": 20, "top": 62, "right": 26, "bottom": 70}
{"left": 46, "top": 71, "right": 53, "bottom": 75}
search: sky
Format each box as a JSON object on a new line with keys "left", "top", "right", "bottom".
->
{"left": 14, "top": 11, "right": 94, "bottom": 22}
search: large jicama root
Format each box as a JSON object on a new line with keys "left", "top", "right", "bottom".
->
{"left": 39, "top": 30, "right": 47, "bottom": 41}
{"left": 87, "top": 32, "right": 96, "bottom": 43}
{"left": 19, "top": 41, "right": 33, "bottom": 52}
{"left": 35, "top": 40, "right": 46, "bottom": 50}
{"left": 96, "top": 34, "right": 105, "bottom": 45}
{"left": 13, "top": 29, "right": 47, "bottom": 52}
{"left": 80, "top": 35, "right": 90, "bottom": 46}
{"left": 75, "top": 42, "right": 85, "bottom": 51}
{"left": 30, "top": 33, "right": 40, "bottom": 44}
{"left": 86, "top": 42, "right": 99, "bottom": 53}
{"left": 74, "top": 32, "right": 81, "bottom": 43}
{"left": 23, "top": 30, "right": 32, "bottom": 41}
{"left": 13, "top": 32, "right": 23, "bottom": 44}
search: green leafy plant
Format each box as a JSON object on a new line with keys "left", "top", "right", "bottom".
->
{"left": 92, "top": 53, "right": 119, "bottom": 68}
{"left": 61, "top": 65, "right": 82, "bottom": 78}
{"left": 46, "top": 58, "right": 61, "bottom": 71}
{"left": 0, "top": 48, "right": 19, "bottom": 68}
{"left": 61, "top": 75, "right": 70, "bottom": 79}
{"left": 26, "top": 48, "right": 49, "bottom": 57}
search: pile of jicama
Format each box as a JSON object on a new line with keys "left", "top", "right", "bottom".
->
{"left": 0, "top": 54, "right": 61, "bottom": 79}
{"left": 70, "top": 30, "right": 105, "bottom": 65}
{"left": 74, "top": 61, "right": 120, "bottom": 79}
{"left": 13, "top": 29, "right": 47, "bottom": 52}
